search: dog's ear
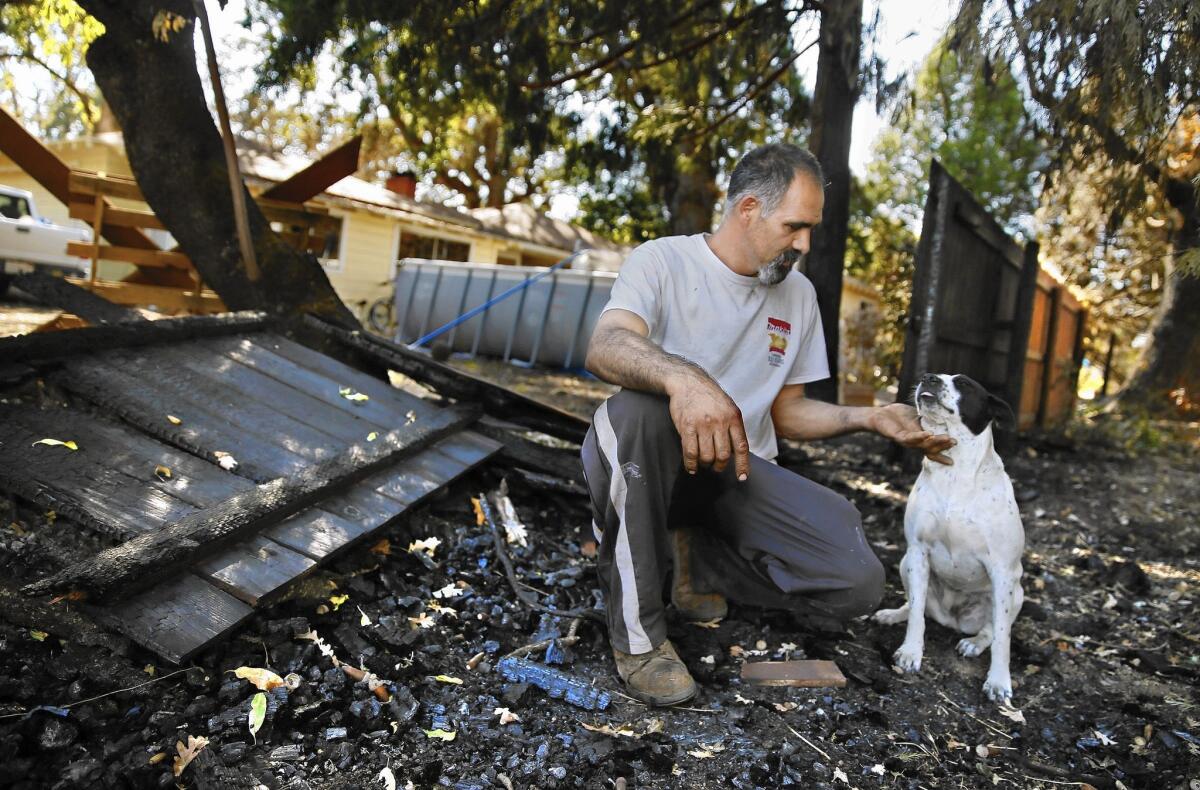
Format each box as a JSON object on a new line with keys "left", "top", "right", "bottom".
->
{"left": 987, "top": 393, "right": 1016, "bottom": 430}
{"left": 954, "top": 375, "right": 1013, "bottom": 434}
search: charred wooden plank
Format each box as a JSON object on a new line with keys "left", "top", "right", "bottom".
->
{"left": 71, "top": 414, "right": 256, "bottom": 505}
{"left": 196, "top": 534, "right": 317, "bottom": 606}
{"left": 101, "top": 347, "right": 347, "bottom": 463}
{"left": 242, "top": 332, "right": 444, "bottom": 422}
{"left": 0, "top": 407, "right": 196, "bottom": 539}
{"left": 266, "top": 431, "right": 500, "bottom": 562}
{"left": 51, "top": 358, "right": 309, "bottom": 482}
{"left": 0, "top": 310, "right": 268, "bottom": 363}
{"left": 1, "top": 405, "right": 325, "bottom": 606}
{"left": 10, "top": 271, "right": 147, "bottom": 325}
{"left": 22, "top": 404, "right": 478, "bottom": 601}
{"left": 92, "top": 573, "right": 253, "bottom": 664}
{"left": 186, "top": 338, "right": 402, "bottom": 438}
{"left": 474, "top": 416, "right": 586, "bottom": 483}
{"left": 263, "top": 508, "right": 375, "bottom": 561}
{"left": 300, "top": 314, "right": 590, "bottom": 443}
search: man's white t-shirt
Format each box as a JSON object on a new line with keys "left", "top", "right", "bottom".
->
{"left": 601, "top": 233, "right": 829, "bottom": 460}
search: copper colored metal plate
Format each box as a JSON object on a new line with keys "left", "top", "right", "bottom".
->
{"left": 741, "top": 660, "right": 847, "bottom": 688}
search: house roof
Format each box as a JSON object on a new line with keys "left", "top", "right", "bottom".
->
{"left": 234, "top": 145, "right": 628, "bottom": 264}
{"left": 29, "top": 132, "right": 629, "bottom": 263}
{"left": 234, "top": 147, "right": 487, "bottom": 232}
{"left": 469, "top": 202, "right": 625, "bottom": 259}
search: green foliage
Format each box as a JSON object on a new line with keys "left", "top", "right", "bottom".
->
{"left": 1066, "top": 406, "right": 1200, "bottom": 459}
{"left": 1035, "top": 154, "right": 1173, "bottom": 391}
{"left": 0, "top": 0, "right": 104, "bottom": 139}
{"left": 952, "top": 0, "right": 1200, "bottom": 212}
{"left": 844, "top": 178, "right": 917, "bottom": 387}
{"left": 866, "top": 38, "right": 1045, "bottom": 235}
{"left": 951, "top": 1, "right": 1200, "bottom": 402}
{"left": 846, "top": 39, "right": 1043, "bottom": 387}
{"left": 250, "top": 0, "right": 816, "bottom": 225}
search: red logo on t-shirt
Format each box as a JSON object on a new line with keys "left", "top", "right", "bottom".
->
{"left": 767, "top": 317, "right": 790, "bottom": 367}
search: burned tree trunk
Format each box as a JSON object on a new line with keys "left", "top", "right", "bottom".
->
{"left": 1116, "top": 181, "right": 1200, "bottom": 417}
{"left": 74, "top": 0, "right": 356, "bottom": 326}
{"left": 806, "top": 0, "right": 863, "bottom": 403}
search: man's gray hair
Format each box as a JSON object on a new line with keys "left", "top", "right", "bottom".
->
{"left": 723, "top": 143, "right": 823, "bottom": 219}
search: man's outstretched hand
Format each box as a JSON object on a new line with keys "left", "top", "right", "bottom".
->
{"left": 667, "top": 370, "right": 751, "bottom": 481}
{"left": 871, "top": 403, "right": 955, "bottom": 465}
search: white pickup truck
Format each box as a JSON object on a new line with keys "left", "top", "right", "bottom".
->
{"left": 0, "top": 185, "right": 93, "bottom": 288}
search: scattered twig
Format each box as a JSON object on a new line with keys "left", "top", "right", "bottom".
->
{"left": 515, "top": 579, "right": 554, "bottom": 597}
{"left": 784, "top": 722, "right": 831, "bottom": 760}
{"left": 608, "top": 688, "right": 647, "bottom": 706}
{"left": 937, "top": 691, "right": 1013, "bottom": 741}
{"left": 478, "top": 493, "right": 604, "bottom": 624}
{"left": 504, "top": 617, "right": 583, "bottom": 659}
{"left": 670, "top": 705, "right": 720, "bottom": 714}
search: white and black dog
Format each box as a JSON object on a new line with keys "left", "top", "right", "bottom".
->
{"left": 874, "top": 373, "right": 1025, "bottom": 703}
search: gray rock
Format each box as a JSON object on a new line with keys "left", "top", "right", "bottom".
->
{"left": 37, "top": 717, "right": 78, "bottom": 751}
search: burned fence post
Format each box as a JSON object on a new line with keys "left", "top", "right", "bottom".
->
{"left": 10, "top": 272, "right": 148, "bottom": 325}
{"left": 0, "top": 310, "right": 269, "bottom": 363}
{"left": 897, "top": 161, "right": 952, "bottom": 410}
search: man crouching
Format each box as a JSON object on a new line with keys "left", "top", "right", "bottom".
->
{"left": 580, "top": 143, "right": 955, "bottom": 705}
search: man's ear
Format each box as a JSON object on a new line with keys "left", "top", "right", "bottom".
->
{"left": 987, "top": 393, "right": 1015, "bottom": 430}
{"left": 737, "top": 194, "right": 760, "bottom": 222}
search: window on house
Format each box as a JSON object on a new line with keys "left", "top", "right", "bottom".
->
{"left": 319, "top": 218, "right": 344, "bottom": 272}
{"left": 398, "top": 232, "right": 470, "bottom": 262}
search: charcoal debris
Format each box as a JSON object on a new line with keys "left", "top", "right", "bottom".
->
{"left": 0, "top": 429, "right": 1194, "bottom": 787}
{"left": 495, "top": 657, "right": 611, "bottom": 711}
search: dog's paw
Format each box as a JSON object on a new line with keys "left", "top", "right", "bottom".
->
{"left": 982, "top": 673, "right": 1013, "bottom": 703}
{"left": 956, "top": 635, "right": 989, "bottom": 658}
{"left": 893, "top": 644, "right": 923, "bottom": 673}
{"left": 873, "top": 605, "right": 909, "bottom": 626}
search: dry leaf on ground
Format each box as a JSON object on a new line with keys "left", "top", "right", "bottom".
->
{"left": 31, "top": 438, "right": 78, "bottom": 451}
{"left": 231, "top": 666, "right": 285, "bottom": 691}
{"left": 173, "top": 734, "right": 209, "bottom": 777}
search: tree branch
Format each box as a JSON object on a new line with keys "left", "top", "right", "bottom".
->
{"left": 522, "top": 0, "right": 725, "bottom": 90}
{"left": 1001, "top": 0, "right": 1166, "bottom": 188}
{"left": 615, "top": 0, "right": 798, "bottom": 78}
{"left": 0, "top": 49, "right": 98, "bottom": 124}
{"left": 683, "top": 39, "right": 816, "bottom": 142}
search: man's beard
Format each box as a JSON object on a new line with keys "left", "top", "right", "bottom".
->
{"left": 757, "top": 249, "right": 802, "bottom": 286}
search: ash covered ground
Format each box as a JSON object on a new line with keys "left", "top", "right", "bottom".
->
{"left": 1, "top": 395, "right": 1198, "bottom": 788}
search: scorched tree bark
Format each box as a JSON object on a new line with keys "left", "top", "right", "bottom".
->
{"left": 74, "top": 0, "right": 356, "bottom": 325}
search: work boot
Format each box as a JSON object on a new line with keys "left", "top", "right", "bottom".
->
{"left": 612, "top": 639, "right": 697, "bottom": 706}
{"left": 670, "top": 528, "right": 728, "bottom": 622}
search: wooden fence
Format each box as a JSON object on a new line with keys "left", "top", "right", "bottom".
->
{"left": 1021, "top": 268, "right": 1086, "bottom": 429}
{"left": 898, "top": 160, "right": 1087, "bottom": 431}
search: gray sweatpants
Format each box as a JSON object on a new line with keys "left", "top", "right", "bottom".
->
{"left": 581, "top": 389, "right": 884, "bottom": 654}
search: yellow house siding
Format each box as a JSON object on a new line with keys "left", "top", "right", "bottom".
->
{"left": 324, "top": 211, "right": 398, "bottom": 311}
{"left": 470, "top": 237, "right": 503, "bottom": 264}
{"left": 0, "top": 157, "right": 70, "bottom": 226}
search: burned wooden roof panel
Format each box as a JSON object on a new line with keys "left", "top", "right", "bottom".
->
{"left": 0, "top": 316, "right": 504, "bottom": 663}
